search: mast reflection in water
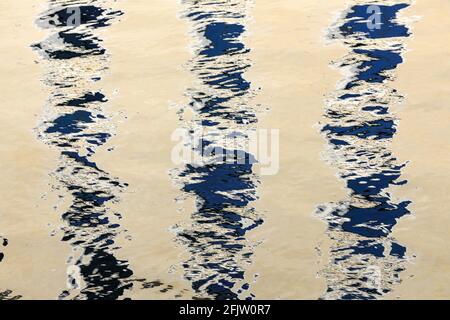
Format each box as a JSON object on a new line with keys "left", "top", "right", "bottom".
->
{"left": 316, "top": 1, "right": 413, "bottom": 300}
{"left": 33, "top": 0, "right": 135, "bottom": 300}
{"left": 172, "top": 0, "right": 263, "bottom": 300}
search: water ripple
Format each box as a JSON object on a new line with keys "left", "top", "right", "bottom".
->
{"left": 172, "top": 0, "right": 262, "bottom": 300}
{"left": 33, "top": 0, "right": 136, "bottom": 300}
{"left": 316, "top": 0, "right": 413, "bottom": 300}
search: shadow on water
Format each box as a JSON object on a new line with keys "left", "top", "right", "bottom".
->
{"left": 316, "top": 1, "right": 413, "bottom": 300}
{"left": 172, "top": 0, "right": 263, "bottom": 300}
{"left": 32, "top": 0, "right": 172, "bottom": 299}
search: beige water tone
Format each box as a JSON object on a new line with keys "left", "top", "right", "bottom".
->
{"left": 0, "top": 0, "right": 449, "bottom": 299}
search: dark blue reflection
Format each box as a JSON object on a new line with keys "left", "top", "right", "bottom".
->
{"left": 33, "top": 2, "right": 139, "bottom": 300}
{"left": 179, "top": 154, "right": 262, "bottom": 299}
{"left": 177, "top": 0, "right": 260, "bottom": 300}
{"left": 318, "top": 2, "right": 412, "bottom": 300}
{"left": 181, "top": 160, "right": 256, "bottom": 210}
{"left": 338, "top": 4, "right": 410, "bottom": 39}
{"left": 347, "top": 49, "right": 404, "bottom": 88}
{"left": 45, "top": 110, "right": 94, "bottom": 134}
{"left": 58, "top": 92, "right": 107, "bottom": 107}
{"left": 201, "top": 23, "right": 246, "bottom": 57}
{"left": 323, "top": 119, "right": 397, "bottom": 140}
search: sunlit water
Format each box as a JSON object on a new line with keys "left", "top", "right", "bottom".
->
{"left": 1, "top": 0, "right": 449, "bottom": 300}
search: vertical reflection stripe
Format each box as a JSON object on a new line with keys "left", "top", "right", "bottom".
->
{"left": 316, "top": 1, "right": 413, "bottom": 300}
{"left": 172, "top": 0, "right": 262, "bottom": 300}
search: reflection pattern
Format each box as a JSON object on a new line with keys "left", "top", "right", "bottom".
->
{"left": 317, "top": 1, "right": 413, "bottom": 299}
{"left": 33, "top": 0, "right": 135, "bottom": 299}
{"left": 172, "top": 0, "right": 263, "bottom": 300}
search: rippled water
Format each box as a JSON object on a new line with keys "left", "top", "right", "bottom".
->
{"left": 32, "top": 0, "right": 136, "bottom": 299}
{"left": 1, "top": 0, "right": 449, "bottom": 300}
{"left": 170, "top": 0, "right": 263, "bottom": 300}
{"left": 316, "top": 0, "right": 412, "bottom": 300}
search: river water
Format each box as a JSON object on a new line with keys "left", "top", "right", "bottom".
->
{"left": 0, "top": 0, "right": 449, "bottom": 300}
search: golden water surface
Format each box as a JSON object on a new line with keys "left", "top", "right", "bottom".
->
{"left": 0, "top": 0, "right": 449, "bottom": 300}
